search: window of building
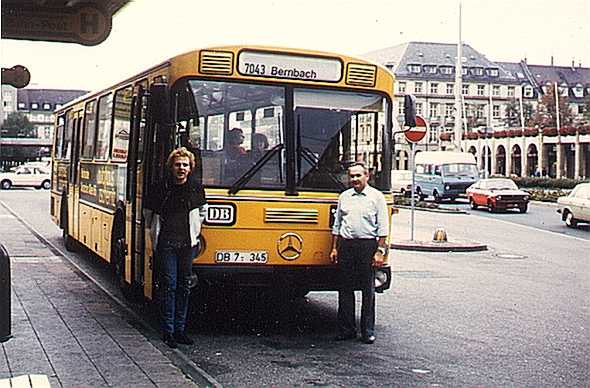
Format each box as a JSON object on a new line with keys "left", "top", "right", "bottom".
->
{"left": 18, "top": 102, "right": 25, "bottom": 109}
{"left": 429, "top": 126, "right": 438, "bottom": 143}
{"left": 31, "top": 103, "right": 39, "bottom": 110}
{"left": 430, "top": 83, "right": 438, "bottom": 94}
{"left": 446, "top": 83, "right": 454, "bottom": 95}
{"left": 398, "top": 82, "right": 406, "bottom": 93}
{"left": 493, "top": 105, "right": 500, "bottom": 118}
{"left": 414, "top": 82, "right": 423, "bottom": 93}
{"left": 472, "top": 67, "right": 484, "bottom": 76}
{"left": 462, "top": 84, "right": 469, "bottom": 95}
{"left": 524, "top": 85, "right": 533, "bottom": 97}
{"left": 475, "top": 105, "right": 485, "bottom": 118}
{"left": 81, "top": 100, "right": 97, "bottom": 159}
{"left": 493, "top": 85, "right": 500, "bottom": 96}
{"left": 487, "top": 68, "right": 499, "bottom": 77}
{"left": 55, "top": 104, "right": 62, "bottom": 109}
{"left": 112, "top": 86, "right": 133, "bottom": 161}
{"left": 424, "top": 65, "right": 437, "bottom": 74}
{"left": 445, "top": 104, "right": 454, "bottom": 117}
{"left": 416, "top": 102, "right": 423, "bottom": 116}
{"left": 43, "top": 103, "right": 51, "bottom": 110}
{"left": 560, "top": 83, "right": 568, "bottom": 97}
{"left": 408, "top": 64, "right": 421, "bottom": 73}
{"left": 95, "top": 93, "right": 113, "bottom": 160}
{"left": 440, "top": 66, "right": 453, "bottom": 75}
{"left": 507, "top": 86, "right": 515, "bottom": 97}
{"left": 477, "top": 85, "right": 486, "bottom": 96}
{"left": 461, "top": 68, "right": 468, "bottom": 75}
{"left": 429, "top": 103, "right": 439, "bottom": 118}
{"left": 398, "top": 102, "right": 404, "bottom": 115}
{"left": 573, "top": 84, "right": 584, "bottom": 98}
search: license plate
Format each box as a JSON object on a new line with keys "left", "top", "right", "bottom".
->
{"left": 215, "top": 250, "right": 268, "bottom": 264}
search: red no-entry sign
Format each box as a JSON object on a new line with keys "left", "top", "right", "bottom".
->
{"left": 404, "top": 115, "right": 428, "bottom": 143}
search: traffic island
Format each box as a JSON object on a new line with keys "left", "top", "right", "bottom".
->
{"left": 391, "top": 240, "right": 487, "bottom": 252}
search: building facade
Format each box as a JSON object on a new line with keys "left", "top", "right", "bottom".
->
{"left": 363, "top": 41, "right": 590, "bottom": 179}
{"left": 16, "top": 88, "right": 87, "bottom": 140}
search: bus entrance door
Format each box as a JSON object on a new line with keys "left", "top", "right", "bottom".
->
{"left": 125, "top": 84, "right": 148, "bottom": 297}
{"left": 68, "top": 110, "right": 83, "bottom": 242}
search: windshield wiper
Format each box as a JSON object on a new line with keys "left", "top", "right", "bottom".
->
{"left": 298, "top": 146, "right": 346, "bottom": 190}
{"left": 228, "top": 144, "right": 283, "bottom": 195}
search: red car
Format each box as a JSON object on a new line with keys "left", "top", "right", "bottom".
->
{"left": 466, "top": 178, "right": 530, "bottom": 213}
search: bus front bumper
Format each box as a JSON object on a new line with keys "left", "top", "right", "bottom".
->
{"left": 192, "top": 264, "right": 392, "bottom": 293}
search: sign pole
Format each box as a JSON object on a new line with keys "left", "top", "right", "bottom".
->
{"left": 410, "top": 142, "right": 416, "bottom": 241}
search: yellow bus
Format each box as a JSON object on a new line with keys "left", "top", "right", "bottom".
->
{"left": 50, "top": 45, "right": 396, "bottom": 300}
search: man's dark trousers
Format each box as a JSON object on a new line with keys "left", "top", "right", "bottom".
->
{"left": 337, "top": 238, "right": 377, "bottom": 338}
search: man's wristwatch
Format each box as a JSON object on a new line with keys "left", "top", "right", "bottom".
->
{"left": 377, "top": 246, "right": 388, "bottom": 255}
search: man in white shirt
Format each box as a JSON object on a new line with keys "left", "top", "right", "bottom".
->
{"left": 330, "top": 162, "right": 389, "bottom": 344}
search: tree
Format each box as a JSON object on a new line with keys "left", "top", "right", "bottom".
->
{"left": 531, "top": 86, "right": 573, "bottom": 127}
{"left": 504, "top": 99, "right": 520, "bottom": 127}
{"left": 1, "top": 112, "right": 36, "bottom": 137}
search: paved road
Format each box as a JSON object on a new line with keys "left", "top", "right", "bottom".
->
{"left": 435, "top": 198, "right": 590, "bottom": 240}
{"left": 2, "top": 189, "right": 588, "bottom": 387}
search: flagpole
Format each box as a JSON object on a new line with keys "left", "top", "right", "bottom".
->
{"left": 454, "top": 1, "right": 463, "bottom": 151}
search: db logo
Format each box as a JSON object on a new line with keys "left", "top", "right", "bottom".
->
{"left": 204, "top": 203, "right": 236, "bottom": 226}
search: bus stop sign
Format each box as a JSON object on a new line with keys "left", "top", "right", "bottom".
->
{"left": 404, "top": 115, "right": 428, "bottom": 143}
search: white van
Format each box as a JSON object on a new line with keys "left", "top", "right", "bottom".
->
{"left": 414, "top": 151, "right": 479, "bottom": 202}
{"left": 391, "top": 170, "right": 413, "bottom": 196}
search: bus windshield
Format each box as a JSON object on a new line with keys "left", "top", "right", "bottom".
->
{"left": 442, "top": 163, "right": 479, "bottom": 177}
{"left": 182, "top": 80, "right": 390, "bottom": 192}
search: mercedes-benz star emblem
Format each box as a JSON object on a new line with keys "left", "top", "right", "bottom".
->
{"left": 277, "top": 232, "right": 303, "bottom": 260}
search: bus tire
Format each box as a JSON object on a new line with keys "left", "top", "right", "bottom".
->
{"left": 110, "top": 218, "right": 129, "bottom": 290}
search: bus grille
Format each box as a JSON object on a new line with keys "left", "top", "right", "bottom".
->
{"left": 345, "top": 63, "right": 376, "bottom": 87}
{"left": 199, "top": 51, "right": 234, "bottom": 75}
{"left": 264, "top": 208, "right": 319, "bottom": 223}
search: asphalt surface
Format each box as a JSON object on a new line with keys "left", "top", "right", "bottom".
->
{"left": 1, "top": 189, "right": 588, "bottom": 387}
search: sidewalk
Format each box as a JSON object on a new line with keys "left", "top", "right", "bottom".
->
{"left": 0, "top": 205, "right": 201, "bottom": 388}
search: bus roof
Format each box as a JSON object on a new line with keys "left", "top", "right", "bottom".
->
{"left": 56, "top": 45, "right": 394, "bottom": 113}
{"left": 415, "top": 151, "right": 476, "bottom": 165}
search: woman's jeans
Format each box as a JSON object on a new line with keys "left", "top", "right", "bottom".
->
{"left": 158, "top": 239, "right": 197, "bottom": 335}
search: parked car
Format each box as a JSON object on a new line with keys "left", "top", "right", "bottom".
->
{"left": 0, "top": 165, "right": 51, "bottom": 190}
{"left": 391, "top": 170, "right": 413, "bottom": 197}
{"left": 466, "top": 178, "right": 529, "bottom": 213}
{"left": 557, "top": 182, "right": 590, "bottom": 228}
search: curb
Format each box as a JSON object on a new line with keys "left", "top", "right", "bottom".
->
{"left": 391, "top": 240, "right": 487, "bottom": 252}
{"left": 0, "top": 201, "right": 223, "bottom": 388}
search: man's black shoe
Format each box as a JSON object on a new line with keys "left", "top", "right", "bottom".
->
{"left": 174, "top": 332, "right": 194, "bottom": 345}
{"left": 335, "top": 333, "right": 356, "bottom": 341}
{"left": 162, "top": 333, "right": 178, "bottom": 348}
{"left": 361, "top": 335, "right": 375, "bottom": 344}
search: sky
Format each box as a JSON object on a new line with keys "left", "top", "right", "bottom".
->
{"left": 2, "top": 0, "right": 589, "bottom": 91}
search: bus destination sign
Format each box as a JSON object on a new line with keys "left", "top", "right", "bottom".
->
{"left": 238, "top": 51, "right": 342, "bottom": 82}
